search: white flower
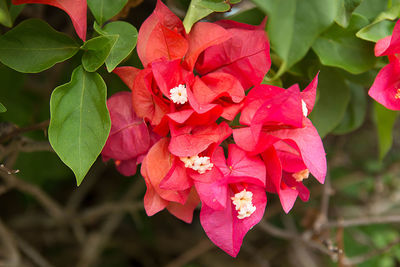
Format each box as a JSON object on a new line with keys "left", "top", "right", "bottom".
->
{"left": 170, "top": 84, "right": 188, "bottom": 104}
{"left": 231, "top": 189, "right": 256, "bottom": 219}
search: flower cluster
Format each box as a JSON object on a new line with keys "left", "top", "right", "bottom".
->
{"left": 102, "top": 0, "right": 326, "bottom": 257}
{"left": 369, "top": 20, "right": 400, "bottom": 110}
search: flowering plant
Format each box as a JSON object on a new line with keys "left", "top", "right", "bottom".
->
{"left": 102, "top": 0, "right": 326, "bottom": 256}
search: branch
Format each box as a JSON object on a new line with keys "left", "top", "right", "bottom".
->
{"left": 0, "top": 219, "right": 21, "bottom": 267}
{"left": 0, "top": 168, "right": 64, "bottom": 220}
{"left": 323, "top": 215, "right": 400, "bottom": 229}
{"left": 165, "top": 238, "right": 214, "bottom": 267}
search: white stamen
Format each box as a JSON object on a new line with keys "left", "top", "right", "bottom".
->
{"left": 301, "top": 100, "right": 308, "bottom": 117}
{"left": 231, "top": 189, "right": 256, "bottom": 219}
{"left": 170, "top": 84, "right": 188, "bottom": 104}
{"left": 292, "top": 169, "right": 309, "bottom": 182}
{"left": 180, "top": 155, "right": 213, "bottom": 174}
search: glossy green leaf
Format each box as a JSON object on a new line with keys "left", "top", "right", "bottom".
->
{"left": 309, "top": 68, "right": 351, "bottom": 138}
{"left": 373, "top": 102, "right": 398, "bottom": 160}
{"left": 252, "top": 0, "right": 337, "bottom": 71}
{"left": 332, "top": 82, "right": 366, "bottom": 134}
{"left": 335, "top": 0, "right": 363, "bottom": 28}
{"left": 9, "top": 4, "right": 25, "bottom": 23}
{"left": 49, "top": 66, "right": 111, "bottom": 186}
{"left": 81, "top": 35, "right": 118, "bottom": 72}
{"left": 0, "top": 102, "right": 6, "bottom": 113}
{"left": 227, "top": 7, "right": 264, "bottom": 25}
{"left": 94, "top": 21, "right": 138, "bottom": 72}
{"left": 356, "top": 4, "right": 400, "bottom": 42}
{"left": 312, "top": 14, "right": 376, "bottom": 74}
{"left": 87, "top": 0, "right": 127, "bottom": 25}
{"left": 0, "top": 19, "right": 79, "bottom": 73}
{"left": 0, "top": 0, "right": 12, "bottom": 27}
{"left": 183, "top": 0, "right": 230, "bottom": 33}
{"left": 353, "top": 0, "right": 388, "bottom": 20}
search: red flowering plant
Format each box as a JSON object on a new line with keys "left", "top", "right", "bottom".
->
{"left": 101, "top": 0, "right": 326, "bottom": 256}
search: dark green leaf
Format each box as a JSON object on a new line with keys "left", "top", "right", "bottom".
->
{"left": 0, "top": 102, "right": 6, "bottom": 112}
{"left": 373, "top": 102, "right": 398, "bottom": 160}
{"left": 309, "top": 68, "right": 351, "bottom": 137}
{"left": 335, "top": 0, "right": 363, "bottom": 28}
{"left": 252, "top": 0, "right": 337, "bottom": 71}
{"left": 356, "top": 4, "right": 400, "bottom": 42}
{"left": 94, "top": 21, "right": 138, "bottom": 72}
{"left": 0, "top": 19, "right": 79, "bottom": 73}
{"left": 81, "top": 35, "right": 118, "bottom": 72}
{"left": 9, "top": 4, "right": 24, "bottom": 23}
{"left": 183, "top": 0, "right": 230, "bottom": 33}
{"left": 312, "top": 14, "right": 376, "bottom": 74}
{"left": 353, "top": 0, "right": 388, "bottom": 20}
{"left": 87, "top": 0, "right": 127, "bottom": 25}
{"left": 49, "top": 66, "right": 111, "bottom": 185}
{"left": 0, "top": 0, "right": 12, "bottom": 27}
{"left": 332, "top": 82, "right": 366, "bottom": 134}
{"left": 227, "top": 7, "right": 264, "bottom": 25}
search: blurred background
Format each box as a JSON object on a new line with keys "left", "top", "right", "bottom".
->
{"left": 1, "top": 0, "right": 400, "bottom": 266}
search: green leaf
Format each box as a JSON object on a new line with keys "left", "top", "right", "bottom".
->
{"left": 227, "top": 7, "right": 264, "bottom": 25}
{"left": 94, "top": 21, "right": 138, "bottom": 72}
{"left": 353, "top": 0, "right": 388, "bottom": 20}
{"left": 9, "top": 4, "right": 24, "bottom": 23}
{"left": 87, "top": 0, "right": 127, "bottom": 25}
{"left": 309, "top": 68, "right": 351, "bottom": 137}
{"left": 252, "top": 0, "right": 337, "bottom": 71}
{"left": 0, "top": 102, "right": 6, "bottom": 113}
{"left": 373, "top": 102, "right": 398, "bottom": 160}
{"left": 183, "top": 0, "right": 230, "bottom": 33}
{"left": 0, "top": 0, "right": 12, "bottom": 27}
{"left": 356, "top": 4, "right": 400, "bottom": 42}
{"left": 81, "top": 35, "right": 118, "bottom": 72}
{"left": 332, "top": 82, "right": 366, "bottom": 134}
{"left": 312, "top": 14, "right": 376, "bottom": 74}
{"left": 0, "top": 19, "right": 79, "bottom": 73}
{"left": 335, "top": 0, "right": 363, "bottom": 28}
{"left": 49, "top": 66, "right": 111, "bottom": 185}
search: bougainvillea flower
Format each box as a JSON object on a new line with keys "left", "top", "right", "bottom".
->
{"left": 102, "top": 92, "right": 159, "bottom": 176}
{"left": 199, "top": 145, "right": 267, "bottom": 257}
{"left": 233, "top": 76, "right": 326, "bottom": 212}
{"left": 141, "top": 138, "right": 199, "bottom": 223}
{"left": 12, "top": 0, "right": 87, "bottom": 40}
{"left": 196, "top": 20, "right": 271, "bottom": 89}
{"left": 375, "top": 19, "right": 400, "bottom": 57}
{"left": 369, "top": 56, "right": 400, "bottom": 110}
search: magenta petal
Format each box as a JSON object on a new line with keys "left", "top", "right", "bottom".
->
{"left": 375, "top": 20, "right": 400, "bottom": 56}
{"left": 279, "top": 187, "right": 299, "bottom": 214}
{"left": 160, "top": 159, "right": 193, "bottom": 191}
{"left": 169, "top": 122, "right": 232, "bottom": 157}
{"left": 200, "top": 185, "right": 266, "bottom": 257}
{"left": 233, "top": 127, "right": 279, "bottom": 155}
{"left": 113, "top": 66, "right": 141, "bottom": 90}
{"left": 196, "top": 19, "right": 271, "bottom": 89}
{"left": 226, "top": 144, "right": 266, "bottom": 187}
{"left": 195, "top": 179, "right": 227, "bottom": 210}
{"left": 368, "top": 58, "right": 400, "bottom": 110}
{"left": 115, "top": 159, "right": 138, "bottom": 176}
{"left": 269, "top": 119, "right": 327, "bottom": 184}
{"left": 300, "top": 73, "right": 319, "bottom": 115}
{"left": 167, "top": 188, "right": 200, "bottom": 223}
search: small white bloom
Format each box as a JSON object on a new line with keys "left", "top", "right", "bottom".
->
{"left": 231, "top": 189, "right": 256, "bottom": 219}
{"left": 292, "top": 169, "right": 310, "bottom": 182}
{"left": 180, "top": 155, "right": 213, "bottom": 174}
{"left": 301, "top": 99, "right": 308, "bottom": 117}
{"left": 170, "top": 84, "right": 188, "bottom": 104}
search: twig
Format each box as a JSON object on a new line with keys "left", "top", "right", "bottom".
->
{"left": 0, "top": 120, "right": 49, "bottom": 144}
{"left": 0, "top": 219, "right": 21, "bottom": 267}
{"left": 80, "top": 202, "right": 143, "bottom": 224}
{"left": 323, "top": 214, "right": 400, "bottom": 229}
{"left": 77, "top": 179, "right": 145, "bottom": 267}
{"left": 0, "top": 170, "right": 64, "bottom": 220}
{"left": 343, "top": 237, "right": 400, "bottom": 266}
{"left": 165, "top": 238, "right": 214, "bottom": 267}
{"left": 15, "top": 234, "right": 55, "bottom": 267}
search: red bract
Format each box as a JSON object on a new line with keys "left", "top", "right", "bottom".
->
{"left": 12, "top": 0, "right": 87, "bottom": 40}
{"left": 233, "top": 75, "right": 326, "bottom": 212}
{"left": 199, "top": 145, "right": 267, "bottom": 257}
{"left": 369, "top": 20, "right": 400, "bottom": 110}
{"left": 196, "top": 20, "right": 271, "bottom": 89}
{"left": 141, "top": 138, "right": 199, "bottom": 223}
{"left": 115, "top": 0, "right": 271, "bottom": 137}
{"left": 102, "top": 92, "right": 159, "bottom": 176}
